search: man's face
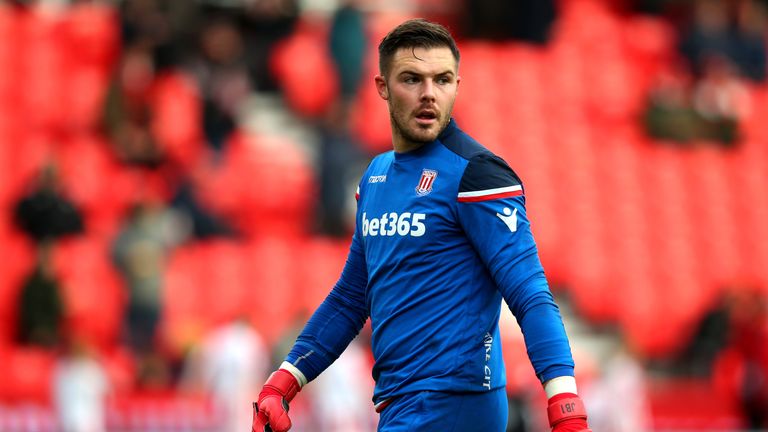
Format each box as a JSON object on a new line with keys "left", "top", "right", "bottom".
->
{"left": 375, "top": 46, "right": 460, "bottom": 152}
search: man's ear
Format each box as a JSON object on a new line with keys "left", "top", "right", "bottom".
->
{"left": 374, "top": 75, "right": 388, "bottom": 100}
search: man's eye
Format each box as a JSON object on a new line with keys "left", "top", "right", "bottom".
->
{"left": 436, "top": 77, "right": 450, "bottom": 84}
{"left": 404, "top": 76, "right": 419, "bottom": 84}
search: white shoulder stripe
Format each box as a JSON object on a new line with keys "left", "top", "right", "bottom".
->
{"left": 457, "top": 185, "right": 522, "bottom": 198}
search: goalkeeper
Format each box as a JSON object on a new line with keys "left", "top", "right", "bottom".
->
{"left": 253, "top": 18, "right": 591, "bottom": 432}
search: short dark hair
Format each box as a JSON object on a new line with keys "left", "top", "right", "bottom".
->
{"left": 378, "top": 18, "right": 460, "bottom": 75}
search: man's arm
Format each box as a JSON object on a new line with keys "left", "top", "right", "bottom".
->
{"left": 455, "top": 153, "right": 590, "bottom": 431}
{"left": 253, "top": 232, "right": 369, "bottom": 432}
{"left": 284, "top": 232, "right": 369, "bottom": 381}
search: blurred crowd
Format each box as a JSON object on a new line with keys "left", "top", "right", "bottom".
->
{"left": 642, "top": 0, "right": 766, "bottom": 146}
{"left": 3, "top": 0, "right": 768, "bottom": 431}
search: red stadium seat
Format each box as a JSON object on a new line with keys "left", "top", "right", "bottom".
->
{"left": 270, "top": 17, "right": 337, "bottom": 118}
{"left": 194, "top": 240, "right": 250, "bottom": 327}
{"left": 242, "top": 236, "right": 303, "bottom": 345}
{"left": 683, "top": 148, "right": 742, "bottom": 286}
{"left": 55, "top": 133, "right": 133, "bottom": 238}
{"left": 0, "top": 224, "right": 35, "bottom": 347}
{"left": 295, "top": 236, "right": 351, "bottom": 312}
{"left": 62, "top": 67, "right": 111, "bottom": 132}
{"left": 649, "top": 377, "right": 744, "bottom": 430}
{"left": 19, "top": 7, "right": 66, "bottom": 132}
{"left": 349, "top": 47, "right": 392, "bottom": 155}
{"left": 149, "top": 72, "right": 206, "bottom": 170}
{"left": 199, "top": 130, "right": 315, "bottom": 238}
{"left": 161, "top": 243, "right": 208, "bottom": 357}
{"left": 727, "top": 145, "right": 768, "bottom": 286}
{"left": 62, "top": 2, "right": 119, "bottom": 72}
{"left": 0, "top": 346, "right": 55, "bottom": 403}
{"left": 52, "top": 237, "right": 127, "bottom": 350}
{"left": 162, "top": 238, "right": 303, "bottom": 354}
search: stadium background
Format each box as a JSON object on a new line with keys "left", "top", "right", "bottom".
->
{"left": 1, "top": 0, "right": 767, "bottom": 430}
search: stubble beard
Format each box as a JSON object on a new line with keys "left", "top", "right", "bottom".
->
{"left": 389, "top": 103, "right": 452, "bottom": 150}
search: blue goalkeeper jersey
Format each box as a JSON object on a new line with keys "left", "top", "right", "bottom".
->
{"left": 286, "top": 119, "right": 574, "bottom": 404}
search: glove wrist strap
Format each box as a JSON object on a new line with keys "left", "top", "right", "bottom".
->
{"left": 265, "top": 369, "right": 301, "bottom": 402}
{"left": 547, "top": 393, "right": 588, "bottom": 428}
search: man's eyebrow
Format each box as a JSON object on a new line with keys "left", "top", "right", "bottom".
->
{"left": 397, "top": 69, "right": 456, "bottom": 77}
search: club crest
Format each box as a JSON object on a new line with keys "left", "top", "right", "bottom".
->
{"left": 416, "top": 169, "right": 438, "bottom": 196}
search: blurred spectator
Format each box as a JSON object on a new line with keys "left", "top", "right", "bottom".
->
{"left": 581, "top": 334, "right": 652, "bottom": 432}
{"left": 103, "top": 43, "right": 165, "bottom": 168}
{"left": 675, "top": 289, "right": 733, "bottom": 377}
{"left": 315, "top": 125, "right": 366, "bottom": 236}
{"left": 14, "top": 163, "right": 84, "bottom": 244}
{"left": 643, "top": 56, "right": 750, "bottom": 147}
{"left": 16, "top": 242, "right": 64, "bottom": 348}
{"left": 111, "top": 198, "right": 187, "bottom": 385}
{"left": 329, "top": 1, "right": 367, "bottom": 104}
{"left": 460, "top": 0, "right": 557, "bottom": 44}
{"left": 118, "top": 0, "right": 204, "bottom": 75}
{"left": 306, "top": 336, "right": 377, "bottom": 432}
{"left": 643, "top": 61, "right": 701, "bottom": 143}
{"left": 241, "top": 0, "right": 300, "bottom": 92}
{"left": 53, "top": 339, "right": 110, "bottom": 432}
{"left": 728, "top": 287, "right": 768, "bottom": 428}
{"left": 314, "top": 2, "right": 368, "bottom": 236}
{"left": 678, "top": 0, "right": 767, "bottom": 81}
{"left": 691, "top": 55, "right": 751, "bottom": 145}
{"left": 186, "top": 12, "right": 252, "bottom": 152}
{"left": 181, "top": 318, "right": 269, "bottom": 432}
{"left": 499, "top": 308, "right": 538, "bottom": 432}
{"left": 169, "top": 177, "right": 238, "bottom": 239}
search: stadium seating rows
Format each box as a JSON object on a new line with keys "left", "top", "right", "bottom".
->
{"left": 1, "top": 0, "right": 767, "bottom": 408}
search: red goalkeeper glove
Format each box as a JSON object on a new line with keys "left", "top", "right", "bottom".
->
{"left": 548, "top": 392, "right": 592, "bottom": 432}
{"left": 252, "top": 369, "right": 301, "bottom": 432}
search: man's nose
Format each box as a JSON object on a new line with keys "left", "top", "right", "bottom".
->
{"left": 420, "top": 80, "right": 436, "bottom": 102}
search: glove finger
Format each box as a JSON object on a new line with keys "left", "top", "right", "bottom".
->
{"left": 252, "top": 403, "right": 272, "bottom": 432}
{"left": 262, "top": 398, "right": 291, "bottom": 432}
{"left": 268, "top": 410, "right": 292, "bottom": 432}
{"left": 253, "top": 415, "right": 273, "bottom": 432}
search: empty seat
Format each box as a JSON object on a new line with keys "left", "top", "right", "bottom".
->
{"left": 160, "top": 243, "right": 210, "bottom": 357}
{"left": 200, "top": 130, "right": 315, "bottom": 238}
{"left": 242, "top": 236, "right": 302, "bottom": 345}
{"left": 62, "top": 2, "right": 119, "bottom": 72}
{"left": 52, "top": 236, "right": 126, "bottom": 350}
{"left": 270, "top": 18, "right": 337, "bottom": 118}
{"left": 295, "top": 236, "right": 351, "bottom": 312}
{"left": 149, "top": 72, "right": 205, "bottom": 170}
{"left": 0, "top": 345, "right": 55, "bottom": 403}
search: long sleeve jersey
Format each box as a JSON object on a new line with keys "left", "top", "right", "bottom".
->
{"left": 286, "top": 119, "right": 574, "bottom": 404}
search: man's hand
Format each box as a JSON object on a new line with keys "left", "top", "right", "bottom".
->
{"left": 252, "top": 369, "right": 301, "bottom": 432}
{"left": 547, "top": 392, "right": 591, "bottom": 432}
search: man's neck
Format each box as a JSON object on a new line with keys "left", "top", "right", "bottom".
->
{"left": 393, "top": 139, "right": 427, "bottom": 154}
{"left": 392, "top": 127, "right": 430, "bottom": 154}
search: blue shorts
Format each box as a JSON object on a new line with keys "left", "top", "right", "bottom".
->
{"left": 377, "top": 389, "right": 508, "bottom": 432}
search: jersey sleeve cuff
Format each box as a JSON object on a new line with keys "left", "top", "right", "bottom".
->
{"left": 280, "top": 361, "right": 308, "bottom": 388}
{"left": 544, "top": 375, "right": 578, "bottom": 398}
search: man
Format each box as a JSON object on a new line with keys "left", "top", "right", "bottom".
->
{"left": 253, "top": 19, "right": 591, "bottom": 432}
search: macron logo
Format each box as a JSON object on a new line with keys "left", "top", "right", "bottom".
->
{"left": 496, "top": 207, "right": 518, "bottom": 232}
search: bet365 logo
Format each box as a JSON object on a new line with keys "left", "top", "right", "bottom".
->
{"left": 362, "top": 212, "right": 426, "bottom": 237}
